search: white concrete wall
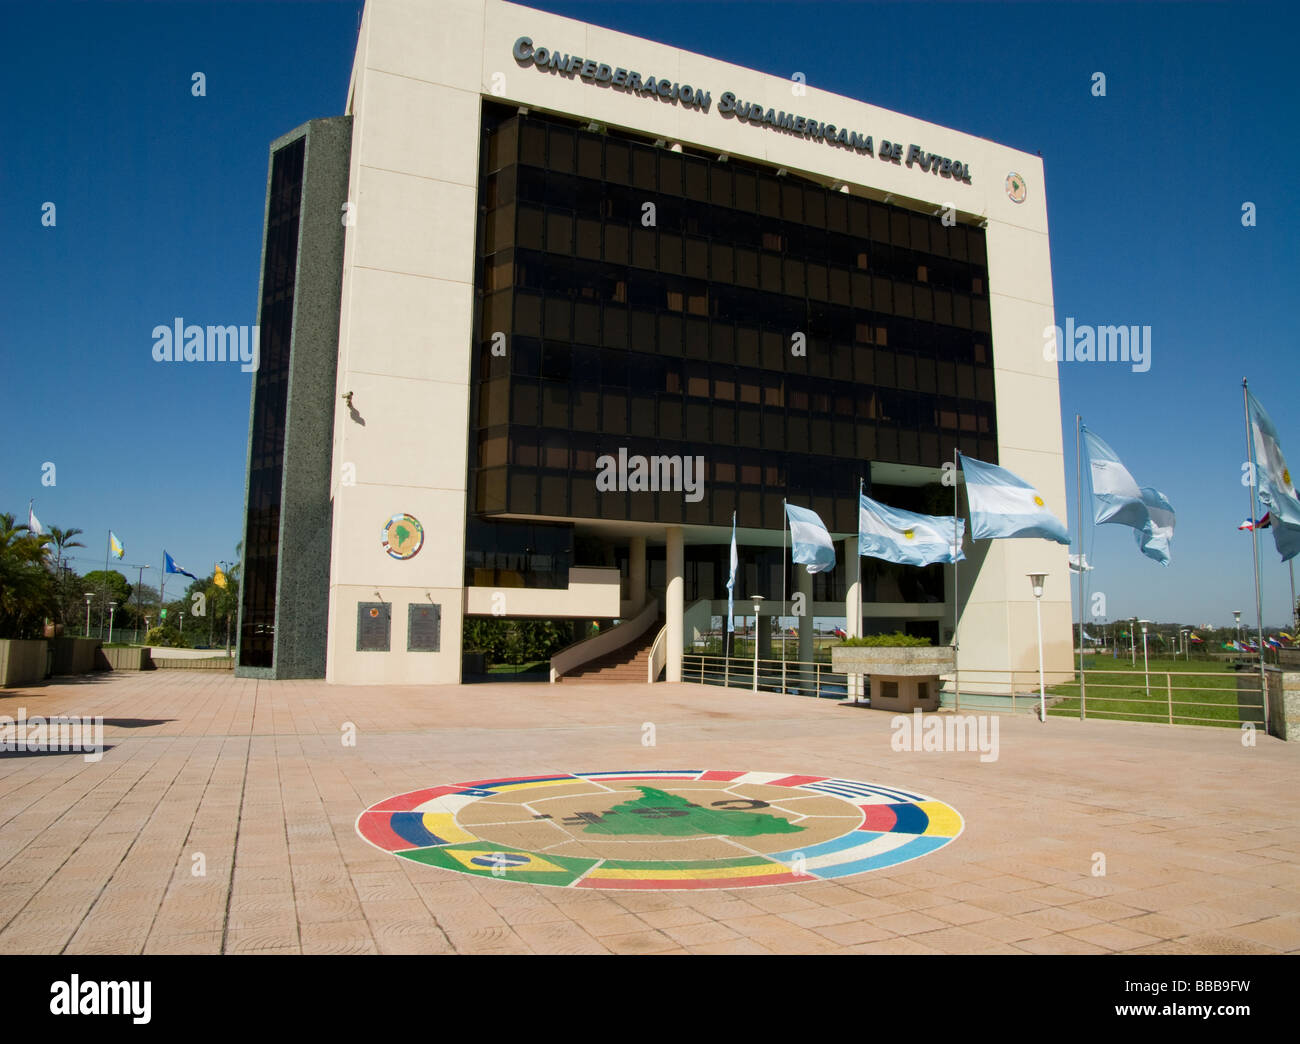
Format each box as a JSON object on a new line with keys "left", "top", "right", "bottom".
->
{"left": 327, "top": 0, "right": 486, "bottom": 685}
{"left": 464, "top": 567, "right": 621, "bottom": 617}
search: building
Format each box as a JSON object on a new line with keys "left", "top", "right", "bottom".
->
{"left": 236, "top": 0, "right": 1073, "bottom": 687}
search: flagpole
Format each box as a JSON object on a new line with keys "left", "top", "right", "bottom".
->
{"left": 724, "top": 511, "right": 734, "bottom": 690}
{"left": 99, "top": 530, "right": 112, "bottom": 636}
{"left": 781, "top": 500, "right": 789, "bottom": 694}
{"left": 160, "top": 551, "right": 166, "bottom": 633}
{"left": 952, "top": 448, "right": 960, "bottom": 713}
{"left": 1242, "top": 379, "right": 1268, "bottom": 695}
{"left": 1076, "top": 414, "right": 1086, "bottom": 720}
{"left": 1290, "top": 560, "right": 1297, "bottom": 635}
{"left": 857, "top": 478, "right": 864, "bottom": 642}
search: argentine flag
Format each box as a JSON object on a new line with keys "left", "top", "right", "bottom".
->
{"left": 725, "top": 512, "right": 738, "bottom": 633}
{"left": 959, "top": 453, "right": 1070, "bottom": 545}
{"left": 1247, "top": 390, "right": 1300, "bottom": 561}
{"left": 784, "top": 502, "right": 836, "bottom": 574}
{"left": 858, "top": 494, "right": 965, "bottom": 567}
{"left": 1081, "top": 426, "right": 1148, "bottom": 529}
{"left": 1134, "top": 487, "right": 1175, "bottom": 566}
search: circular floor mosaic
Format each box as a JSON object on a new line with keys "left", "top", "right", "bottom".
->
{"left": 356, "top": 770, "right": 963, "bottom": 890}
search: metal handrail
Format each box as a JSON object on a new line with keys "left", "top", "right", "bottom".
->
{"left": 647, "top": 626, "right": 667, "bottom": 683}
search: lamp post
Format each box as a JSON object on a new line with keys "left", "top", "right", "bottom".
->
{"left": 751, "top": 596, "right": 765, "bottom": 693}
{"left": 1139, "top": 620, "right": 1151, "bottom": 699}
{"left": 1180, "top": 628, "right": 1190, "bottom": 661}
{"left": 219, "top": 559, "right": 234, "bottom": 655}
{"left": 1233, "top": 609, "right": 1242, "bottom": 651}
{"left": 1028, "top": 574, "right": 1046, "bottom": 723}
{"left": 84, "top": 592, "right": 94, "bottom": 637}
{"left": 108, "top": 601, "right": 117, "bottom": 645}
{"left": 179, "top": 611, "right": 185, "bottom": 635}
{"left": 127, "top": 563, "right": 151, "bottom": 644}
{"left": 1130, "top": 616, "right": 1137, "bottom": 666}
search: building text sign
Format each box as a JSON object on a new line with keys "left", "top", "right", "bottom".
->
{"left": 512, "top": 37, "right": 972, "bottom": 184}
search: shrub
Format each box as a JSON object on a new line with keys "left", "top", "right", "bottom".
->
{"left": 145, "top": 625, "right": 191, "bottom": 648}
{"left": 836, "top": 632, "right": 933, "bottom": 648}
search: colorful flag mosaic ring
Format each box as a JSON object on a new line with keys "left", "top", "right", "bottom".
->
{"left": 357, "top": 771, "right": 963, "bottom": 890}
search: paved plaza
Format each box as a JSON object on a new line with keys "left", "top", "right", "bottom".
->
{"left": 1, "top": 671, "right": 1298, "bottom": 955}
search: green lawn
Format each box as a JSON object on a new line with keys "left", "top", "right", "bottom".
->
{"left": 486, "top": 660, "right": 549, "bottom": 675}
{"left": 1047, "top": 656, "right": 1265, "bottom": 727}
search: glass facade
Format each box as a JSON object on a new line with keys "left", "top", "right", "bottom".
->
{"left": 239, "top": 136, "right": 305, "bottom": 668}
{"left": 466, "top": 103, "right": 997, "bottom": 575}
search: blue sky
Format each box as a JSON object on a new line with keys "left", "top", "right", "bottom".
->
{"left": 3, "top": 0, "right": 1298, "bottom": 628}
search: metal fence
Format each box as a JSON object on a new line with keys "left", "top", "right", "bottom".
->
{"left": 1055, "top": 668, "right": 1267, "bottom": 729}
{"left": 679, "top": 655, "right": 1268, "bottom": 730}
{"left": 682, "top": 654, "right": 851, "bottom": 699}
{"left": 62, "top": 626, "right": 232, "bottom": 651}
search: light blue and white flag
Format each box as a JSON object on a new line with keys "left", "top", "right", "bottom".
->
{"left": 1247, "top": 390, "right": 1300, "bottom": 561}
{"left": 858, "top": 494, "right": 965, "bottom": 567}
{"left": 784, "top": 502, "right": 836, "bottom": 574}
{"left": 1272, "top": 519, "right": 1300, "bottom": 563}
{"left": 1082, "top": 426, "right": 1148, "bottom": 529}
{"left": 27, "top": 502, "right": 44, "bottom": 538}
{"left": 725, "top": 512, "right": 738, "bottom": 633}
{"left": 958, "top": 453, "right": 1070, "bottom": 545}
{"left": 1134, "top": 487, "right": 1175, "bottom": 566}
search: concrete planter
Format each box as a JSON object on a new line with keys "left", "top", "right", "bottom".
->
{"left": 100, "top": 646, "right": 153, "bottom": 671}
{"left": 52, "top": 637, "right": 102, "bottom": 675}
{"left": 831, "top": 646, "right": 955, "bottom": 712}
{"left": 0, "top": 639, "right": 50, "bottom": 687}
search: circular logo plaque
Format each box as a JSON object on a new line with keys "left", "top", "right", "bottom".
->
{"left": 1006, "top": 172, "right": 1027, "bottom": 204}
{"left": 381, "top": 513, "right": 424, "bottom": 560}
{"left": 357, "top": 770, "right": 963, "bottom": 890}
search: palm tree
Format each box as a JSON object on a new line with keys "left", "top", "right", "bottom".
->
{"left": 0, "top": 512, "right": 55, "bottom": 638}
{"left": 47, "top": 525, "right": 85, "bottom": 574}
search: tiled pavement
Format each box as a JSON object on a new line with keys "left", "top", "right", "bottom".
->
{"left": 1, "top": 671, "right": 1297, "bottom": 955}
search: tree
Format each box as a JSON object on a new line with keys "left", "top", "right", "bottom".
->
{"left": 83, "top": 570, "right": 132, "bottom": 632}
{"left": 47, "top": 526, "right": 84, "bottom": 575}
{"left": 0, "top": 512, "right": 56, "bottom": 638}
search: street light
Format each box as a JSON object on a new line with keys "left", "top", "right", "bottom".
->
{"left": 179, "top": 611, "right": 185, "bottom": 635}
{"left": 84, "top": 592, "right": 94, "bottom": 637}
{"left": 128, "top": 563, "right": 151, "bottom": 643}
{"left": 1028, "top": 574, "right": 1047, "bottom": 723}
{"left": 1140, "top": 620, "right": 1151, "bottom": 700}
{"left": 1233, "top": 609, "right": 1242, "bottom": 651}
{"left": 108, "top": 601, "right": 118, "bottom": 645}
{"left": 1180, "top": 627, "right": 1190, "bottom": 661}
{"left": 751, "top": 596, "right": 765, "bottom": 693}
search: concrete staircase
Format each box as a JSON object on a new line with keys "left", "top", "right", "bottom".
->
{"left": 556, "top": 620, "right": 663, "bottom": 684}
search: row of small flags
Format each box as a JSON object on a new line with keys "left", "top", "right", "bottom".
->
{"left": 1222, "top": 635, "right": 1293, "bottom": 652}
{"left": 24, "top": 504, "right": 226, "bottom": 588}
